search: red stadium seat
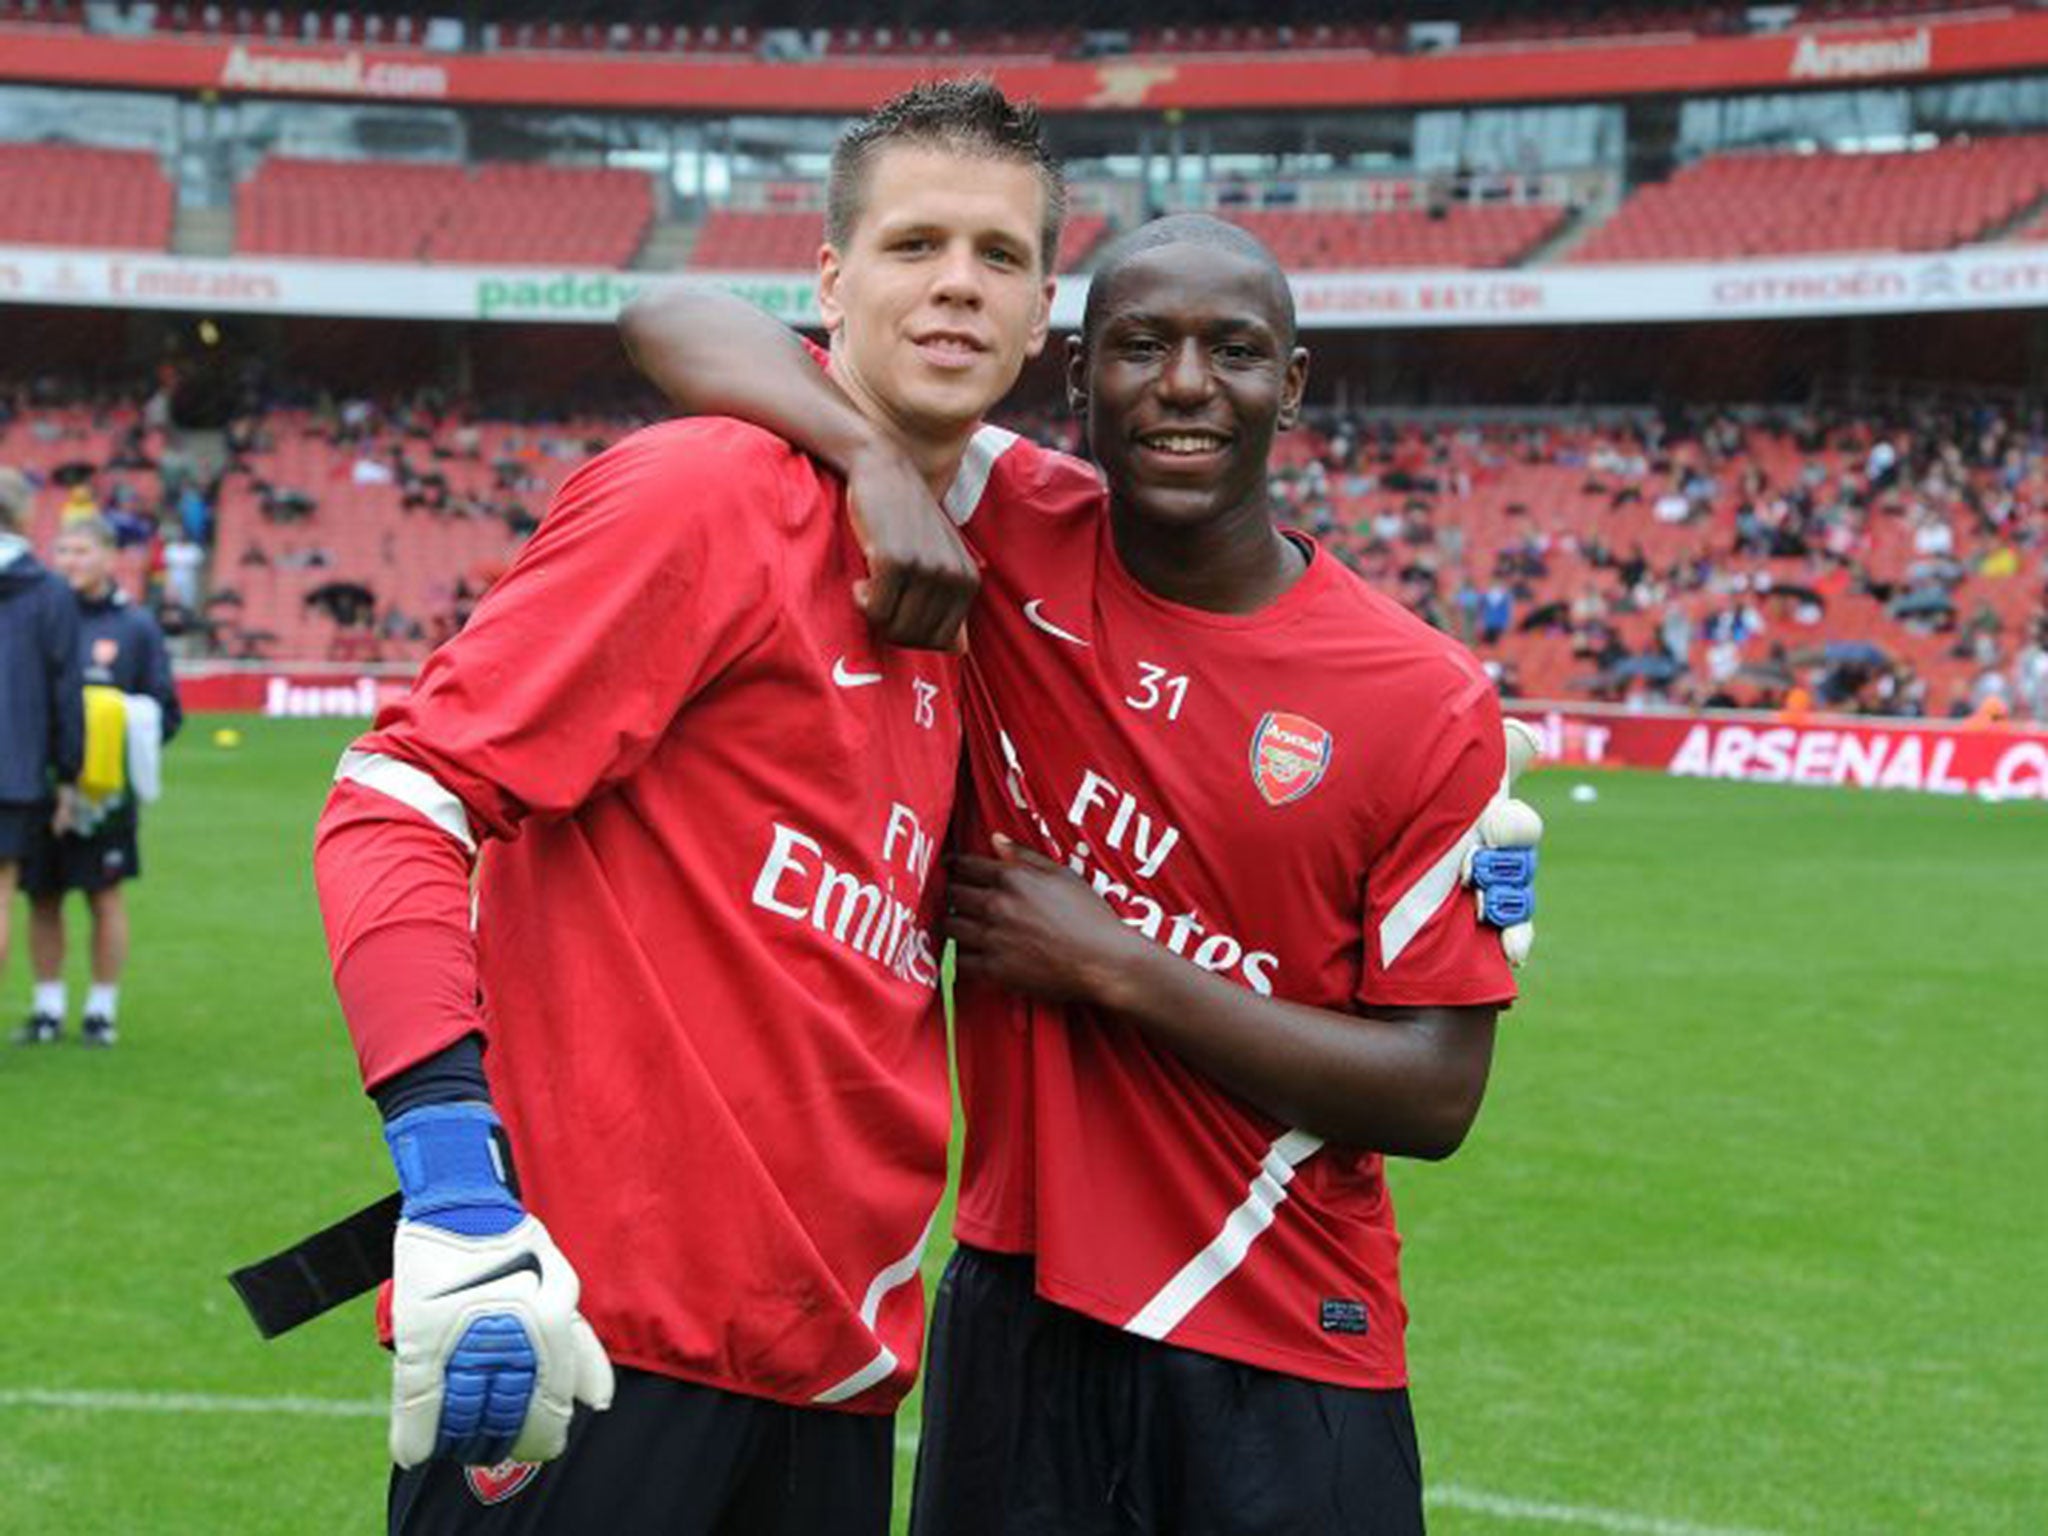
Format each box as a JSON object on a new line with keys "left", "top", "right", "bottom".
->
{"left": 235, "top": 157, "right": 654, "bottom": 267}
{"left": 0, "top": 143, "right": 175, "bottom": 251}
{"left": 1220, "top": 205, "right": 1565, "bottom": 271}
{"left": 1573, "top": 136, "right": 2048, "bottom": 264}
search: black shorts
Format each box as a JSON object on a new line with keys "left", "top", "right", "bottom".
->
{"left": 21, "top": 801, "right": 140, "bottom": 894}
{"left": 389, "top": 1366, "right": 893, "bottom": 1536}
{"left": 911, "top": 1246, "right": 1424, "bottom": 1536}
{"left": 0, "top": 800, "right": 47, "bottom": 863}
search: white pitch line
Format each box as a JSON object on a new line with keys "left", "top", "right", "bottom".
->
{"left": 0, "top": 1389, "right": 1786, "bottom": 1536}
{"left": 0, "top": 1388, "right": 384, "bottom": 1419}
{"left": 1429, "top": 1484, "right": 1782, "bottom": 1536}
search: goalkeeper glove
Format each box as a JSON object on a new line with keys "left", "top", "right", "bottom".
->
{"left": 1462, "top": 718, "right": 1545, "bottom": 968}
{"left": 383, "top": 1103, "right": 614, "bottom": 1469}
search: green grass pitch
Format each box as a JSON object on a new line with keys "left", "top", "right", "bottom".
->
{"left": 0, "top": 715, "right": 2040, "bottom": 1533}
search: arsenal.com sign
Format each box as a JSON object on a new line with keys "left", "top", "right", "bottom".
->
{"left": 1787, "top": 28, "right": 1933, "bottom": 81}
{"left": 1510, "top": 705, "right": 2048, "bottom": 802}
{"left": 219, "top": 44, "right": 449, "bottom": 98}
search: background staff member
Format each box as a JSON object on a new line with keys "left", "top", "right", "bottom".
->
{"left": 0, "top": 466, "right": 84, "bottom": 1034}
{"left": 21, "top": 516, "right": 183, "bottom": 1048}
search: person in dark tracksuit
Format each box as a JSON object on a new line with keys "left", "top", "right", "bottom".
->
{"left": 20, "top": 516, "right": 182, "bottom": 1047}
{"left": 0, "top": 468, "right": 84, "bottom": 1031}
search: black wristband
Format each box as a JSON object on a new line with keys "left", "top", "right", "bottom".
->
{"left": 371, "top": 1033, "right": 490, "bottom": 1122}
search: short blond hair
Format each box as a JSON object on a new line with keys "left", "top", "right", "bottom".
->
{"left": 0, "top": 467, "right": 30, "bottom": 530}
{"left": 56, "top": 514, "right": 117, "bottom": 549}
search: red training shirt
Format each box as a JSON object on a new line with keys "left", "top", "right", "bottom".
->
{"left": 314, "top": 418, "right": 974, "bottom": 1413}
{"left": 946, "top": 427, "right": 1517, "bottom": 1389}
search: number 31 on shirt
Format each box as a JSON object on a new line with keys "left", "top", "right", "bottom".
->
{"left": 1124, "top": 662, "right": 1190, "bottom": 722}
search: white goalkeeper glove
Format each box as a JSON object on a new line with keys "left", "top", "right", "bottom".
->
{"left": 383, "top": 1103, "right": 614, "bottom": 1469}
{"left": 1461, "top": 718, "right": 1544, "bottom": 968}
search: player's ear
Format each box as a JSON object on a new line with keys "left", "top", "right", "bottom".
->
{"left": 817, "top": 242, "right": 846, "bottom": 334}
{"left": 1278, "top": 346, "right": 1310, "bottom": 432}
{"left": 1020, "top": 266, "right": 1055, "bottom": 360}
{"left": 1065, "top": 334, "right": 1088, "bottom": 416}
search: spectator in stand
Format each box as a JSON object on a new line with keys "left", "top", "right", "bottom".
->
{"left": 1659, "top": 604, "right": 1693, "bottom": 667}
{"left": 0, "top": 469, "right": 85, "bottom": 1034}
{"left": 174, "top": 487, "right": 211, "bottom": 552}
{"left": 163, "top": 532, "right": 204, "bottom": 612}
{"left": 2015, "top": 624, "right": 2048, "bottom": 723}
{"left": 1478, "top": 579, "right": 1513, "bottom": 644}
{"left": 59, "top": 481, "right": 99, "bottom": 526}
{"left": 19, "top": 518, "right": 182, "bottom": 1048}
{"left": 4, "top": 381, "right": 2039, "bottom": 720}
{"left": 1453, "top": 572, "right": 1482, "bottom": 644}
{"left": 1912, "top": 510, "right": 1956, "bottom": 566}
{"left": 1968, "top": 662, "right": 2013, "bottom": 715}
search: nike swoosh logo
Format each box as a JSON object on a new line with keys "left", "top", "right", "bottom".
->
{"left": 832, "top": 657, "right": 884, "bottom": 688}
{"left": 1022, "top": 600, "right": 1090, "bottom": 648}
{"left": 430, "top": 1250, "right": 543, "bottom": 1299}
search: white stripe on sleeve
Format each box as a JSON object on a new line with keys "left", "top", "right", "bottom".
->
{"left": 942, "top": 425, "right": 1019, "bottom": 526}
{"left": 1376, "top": 820, "right": 1483, "bottom": 969}
{"left": 334, "top": 748, "right": 477, "bottom": 854}
{"left": 811, "top": 1345, "right": 899, "bottom": 1407}
{"left": 810, "top": 1207, "right": 938, "bottom": 1405}
{"left": 1124, "top": 1128, "right": 1324, "bottom": 1341}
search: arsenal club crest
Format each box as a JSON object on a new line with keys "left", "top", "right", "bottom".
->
{"left": 1250, "top": 712, "right": 1334, "bottom": 807}
{"left": 465, "top": 1459, "right": 541, "bottom": 1506}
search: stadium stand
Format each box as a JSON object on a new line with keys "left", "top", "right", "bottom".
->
{"left": 9, "top": 2, "right": 2011, "bottom": 54}
{"left": 236, "top": 158, "right": 652, "bottom": 266}
{"left": 6, "top": 384, "right": 2037, "bottom": 723}
{"left": 1798, "top": 0, "right": 2003, "bottom": 22}
{"left": 2012, "top": 202, "right": 2048, "bottom": 243}
{"left": 0, "top": 144, "right": 174, "bottom": 252}
{"left": 1222, "top": 204, "right": 1568, "bottom": 270}
{"left": 1254, "top": 405, "right": 2045, "bottom": 712}
{"left": 1455, "top": 4, "right": 1739, "bottom": 45}
{"left": 482, "top": 18, "right": 759, "bottom": 52}
{"left": 0, "top": 0, "right": 86, "bottom": 27}
{"left": 820, "top": 25, "right": 1079, "bottom": 56}
{"left": 197, "top": 405, "right": 610, "bottom": 662}
{"left": 0, "top": 400, "right": 164, "bottom": 598}
{"left": 687, "top": 204, "right": 1557, "bottom": 274}
{"left": 1572, "top": 137, "right": 2048, "bottom": 263}
{"left": 688, "top": 209, "right": 1111, "bottom": 272}
{"left": 152, "top": 4, "right": 428, "bottom": 45}
{"left": 686, "top": 211, "right": 824, "bottom": 272}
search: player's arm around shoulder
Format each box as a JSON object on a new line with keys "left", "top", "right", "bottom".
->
{"left": 621, "top": 281, "right": 980, "bottom": 651}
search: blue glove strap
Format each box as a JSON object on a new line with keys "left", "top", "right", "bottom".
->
{"left": 384, "top": 1103, "right": 523, "bottom": 1238}
{"left": 1470, "top": 847, "right": 1537, "bottom": 928}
